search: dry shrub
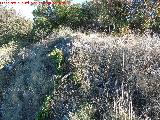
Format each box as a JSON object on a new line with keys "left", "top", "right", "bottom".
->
{"left": 66, "top": 32, "right": 160, "bottom": 120}
{"left": 1, "top": 29, "right": 160, "bottom": 120}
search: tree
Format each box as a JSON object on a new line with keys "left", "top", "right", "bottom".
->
{"left": 0, "top": 6, "right": 32, "bottom": 45}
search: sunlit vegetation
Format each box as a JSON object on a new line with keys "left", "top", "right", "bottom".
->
{"left": 0, "top": 7, "right": 32, "bottom": 45}
{"left": 48, "top": 48, "right": 63, "bottom": 75}
{"left": 0, "top": 0, "right": 160, "bottom": 120}
{"left": 31, "top": 0, "right": 160, "bottom": 40}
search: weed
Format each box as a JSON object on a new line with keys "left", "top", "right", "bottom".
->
{"left": 48, "top": 48, "right": 63, "bottom": 75}
{"left": 36, "top": 95, "right": 53, "bottom": 120}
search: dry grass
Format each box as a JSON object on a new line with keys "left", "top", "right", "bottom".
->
{"left": 66, "top": 30, "right": 160, "bottom": 120}
{"left": 0, "top": 29, "right": 160, "bottom": 120}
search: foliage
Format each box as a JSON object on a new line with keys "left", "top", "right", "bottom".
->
{"left": 99, "top": 0, "right": 130, "bottom": 32}
{"left": 1, "top": 30, "right": 160, "bottom": 120}
{"left": 0, "top": 41, "right": 18, "bottom": 69}
{"left": 31, "top": 16, "right": 53, "bottom": 41}
{"left": 31, "top": 0, "right": 160, "bottom": 37}
{"left": 36, "top": 48, "right": 64, "bottom": 120}
{"left": 32, "top": 0, "right": 99, "bottom": 37}
{"left": 0, "top": 6, "right": 32, "bottom": 45}
{"left": 36, "top": 95, "right": 53, "bottom": 120}
{"left": 67, "top": 33, "right": 160, "bottom": 120}
{"left": 48, "top": 48, "right": 63, "bottom": 75}
{"left": 32, "top": 0, "right": 67, "bottom": 41}
{"left": 32, "top": 3, "right": 59, "bottom": 41}
{"left": 71, "top": 72, "right": 80, "bottom": 84}
{"left": 69, "top": 103, "right": 94, "bottom": 120}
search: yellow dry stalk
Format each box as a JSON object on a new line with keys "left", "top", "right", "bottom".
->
{"left": 120, "top": 26, "right": 130, "bottom": 35}
{"left": 157, "top": 7, "right": 160, "bottom": 17}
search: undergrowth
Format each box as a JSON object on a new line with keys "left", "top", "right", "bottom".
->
{"left": 36, "top": 48, "right": 64, "bottom": 120}
{"left": 0, "top": 30, "right": 160, "bottom": 120}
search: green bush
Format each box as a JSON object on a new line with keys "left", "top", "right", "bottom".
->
{"left": 36, "top": 95, "right": 53, "bottom": 120}
{"left": 0, "top": 7, "right": 32, "bottom": 45}
{"left": 31, "top": 0, "right": 160, "bottom": 38}
{"left": 48, "top": 48, "right": 63, "bottom": 75}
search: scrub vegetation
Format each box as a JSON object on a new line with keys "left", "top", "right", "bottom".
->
{"left": 0, "top": 0, "right": 160, "bottom": 120}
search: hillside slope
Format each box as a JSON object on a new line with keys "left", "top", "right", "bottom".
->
{"left": 0, "top": 31, "right": 160, "bottom": 120}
